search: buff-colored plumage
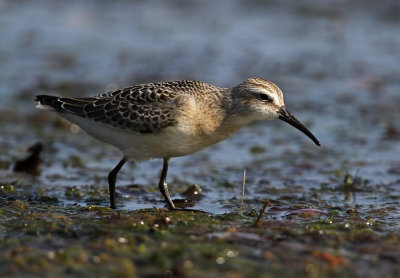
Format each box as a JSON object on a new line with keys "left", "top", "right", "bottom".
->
{"left": 36, "top": 78, "right": 286, "bottom": 160}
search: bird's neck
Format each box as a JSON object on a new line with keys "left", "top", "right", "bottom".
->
{"left": 219, "top": 112, "right": 256, "bottom": 135}
{"left": 216, "top": 91, "right": 258, "bottom": 137}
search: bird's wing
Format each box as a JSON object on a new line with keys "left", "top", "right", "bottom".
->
{"left": 36, "top": 80, "right": 217, "bottom": 133}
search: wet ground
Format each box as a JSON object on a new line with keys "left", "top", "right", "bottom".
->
{"left": 1, "top": 0, "right": 400, "bottom": 277}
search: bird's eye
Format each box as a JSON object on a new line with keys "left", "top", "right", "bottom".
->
{"left": 258, "top": 93, "right": 271, "bottom": 102}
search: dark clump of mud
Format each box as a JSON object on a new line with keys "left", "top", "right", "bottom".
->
{"left": 13, "top": 142, "right": 43, "bottom": 176}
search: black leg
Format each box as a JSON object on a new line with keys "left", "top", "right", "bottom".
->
{"left": 108, "top": 157, "right": 127, "bottom": 209}
{"left": 159, "top": 157, "right": 176, "bottom": 210}
{"left": 158, "top": 158, "right": 205, "bottom": 213}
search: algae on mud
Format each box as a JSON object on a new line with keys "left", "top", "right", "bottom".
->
{"left": 1, "top": 197, "right": 400, "bottom": 278}
{"left": 1, "top": 169, "right": 400, "bottom": 277}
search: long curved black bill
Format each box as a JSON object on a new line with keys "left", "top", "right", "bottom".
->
{"left": 278, "top": 106, "right": 320, "bottom": 146}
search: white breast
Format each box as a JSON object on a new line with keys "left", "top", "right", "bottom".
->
{"left": 61, "top": 113, "right": 236, "bottom": 161}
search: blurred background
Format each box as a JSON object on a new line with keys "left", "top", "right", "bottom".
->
{"left": 0, "top": 0, "right": 399, "bottom": 212}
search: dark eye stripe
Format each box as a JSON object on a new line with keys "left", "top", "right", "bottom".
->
{"left": 258, "top": 93, "right": 271, "bottom": 102}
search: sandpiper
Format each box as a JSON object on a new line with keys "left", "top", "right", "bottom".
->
{"left": 35, "top": 78, "right": 320, "bottom": 210}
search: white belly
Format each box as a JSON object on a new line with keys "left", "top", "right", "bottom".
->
{"left": 61, "top": 114, "right": 235, "bottom": 161}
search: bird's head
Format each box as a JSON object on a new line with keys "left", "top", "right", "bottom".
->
{"left": 232, "top": 77, "right": 320, "bottom": 146}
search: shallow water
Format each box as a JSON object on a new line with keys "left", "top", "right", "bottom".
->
{"left": 1, "top": 1, "right": 400, "bottom": 277}
{"left": 1, "top": 0, "right": 400, "bottom": 220}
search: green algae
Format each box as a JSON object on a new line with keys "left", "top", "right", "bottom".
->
{"left": 250, "top": 145, "right": 266, "bottom": 154}
{"left": 1, "top": 143, "right": 399, "bottom": 278}
{"left": 1, "top": 190, "right": 399, "bottom": 278}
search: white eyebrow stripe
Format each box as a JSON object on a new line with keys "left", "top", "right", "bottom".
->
{"left": 253, "top": 87, "right": 277, "bottom": 103}
{"left": 253, "top": 87, "right": 271, "bottom": 94}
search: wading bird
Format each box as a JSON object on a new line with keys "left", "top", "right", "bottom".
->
{"left": 36, "top": 78, "right": 320, "bottom": 210}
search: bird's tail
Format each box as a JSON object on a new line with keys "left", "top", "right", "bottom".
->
{"left": 35, "top": 95, "right": 63, "bottom": 112}
{"left": 35, "top": 95, "right": 94, "bottom": 116}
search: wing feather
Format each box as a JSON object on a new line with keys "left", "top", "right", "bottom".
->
{"left": 36, "top": 80, "right": 220, "bottom": 133}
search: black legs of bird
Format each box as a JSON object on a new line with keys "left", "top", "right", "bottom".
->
{"left": 159, "top": 158, "right": 175, "bottom": 210}
{"left": 108, "top": 157, "right": 176, "bottom": 210}
{"left": 108, "top": 157, "right": 127, "bottom": 209}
